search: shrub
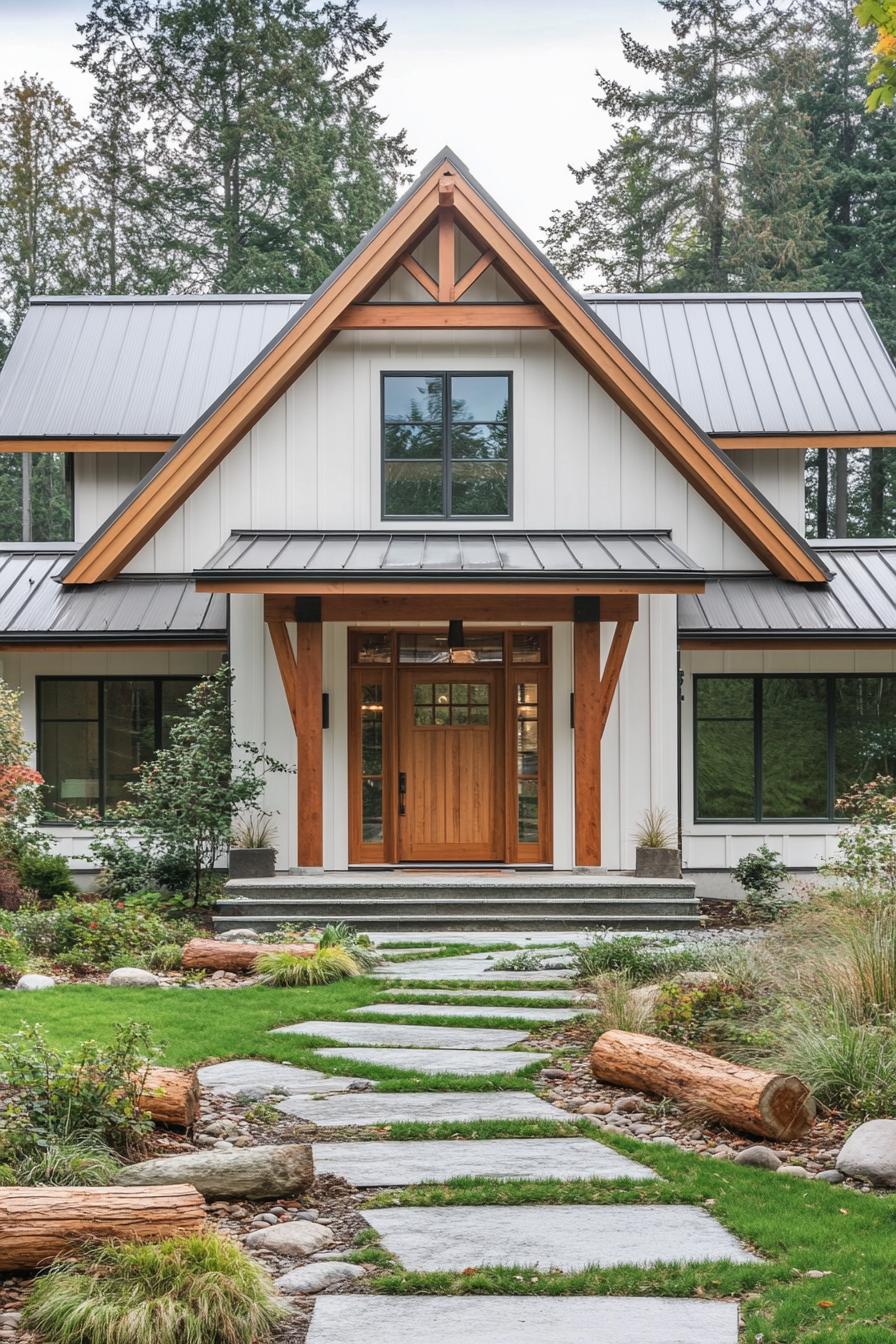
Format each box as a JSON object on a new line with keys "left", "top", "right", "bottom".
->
{"left": 0, "top": 1021, "right": 156, "bottom": 1157}
{"left": 145, "top": 942, "right": 186, "bottom": 972}
{"left": 0, "top": 1137, "right": 121, "bottom": 1187}
{"left": 16, "top": 850, "right": 77, "bottom": 901}
{"left": 573, "top": 934, "right": 704, "bottom": 984}
{"left": 255, "top": 945, "right": 360, "bottom": 985}
{"left": 0, "top": 917, "right": 28, "bottom": 984}
{"left": 824, "top": 774, "right": 896, "bottom": 892}
{"left": 653, "top": 979, "right": 747, "bottom": 1050}
{"left": 585, "top": 971, "right": 656, "bottom": 1034}
{"left": 316, "top": 921, "right": 380, "bottom": 970}
{"left": 22, "top": 1232, "right": 287, "bottom": 1344}
{"left": 11, "top": 897, "right": 195, "bottom": 970}
{"left": 491, "top": 950, "right": 548, "bottom": 972}
{"left": 733, "top": 844, "right": 788, "bottom": 922}
{"left": 0, "top": 858, "right": 26, "bottom": 911}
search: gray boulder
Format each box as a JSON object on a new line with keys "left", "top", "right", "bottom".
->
{"left": 107, "top": 967, "right": 160, "bottom": 987}
{"left": 836, "top": 1119, "right": 896, "bottom": 1187}
{"left": 777, "top": 1164, "right": 812, "bottom": 1178}
{"left": 275, "top": 1262, "right": 364, "bottom": 1293}
{"left": 15, "top": 973, "right": 56, "bottom": 991}
{"left": 244, "top": 1219, "right": 332, "bottom": 1255}
{"left": 218, "top": 929, "right": 259, "bottom": 941}
{"left": 734, "top": 1145, "right": 782, "bottom": 1171}
{"left": 115, "top": 1143, "right": 312, "bottom": 1199}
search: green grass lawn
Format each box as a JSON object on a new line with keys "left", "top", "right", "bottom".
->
{"left": 4, "top": 983, "right": 894, "bottom": 1340}
{"left": 0, "top": 981, "right": 551, "bottom": 1092}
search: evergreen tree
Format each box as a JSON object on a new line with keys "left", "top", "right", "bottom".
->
{"left": 76, "top": 0, "right": 412, "bottom": 294}
{"left": 543, "top": 129, "right": 680, "bottom": 290}
{"left": 0, "top": 76, "right": 87, "bottom": 359}
{"left": 731, "top": 41, "right": 830, "bottom": 289}
{"left": 546, "top": 0, "right": 788, "bottom": 293}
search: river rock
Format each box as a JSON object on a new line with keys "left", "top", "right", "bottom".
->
{"left": 836, "top": 1119, "right": 896, "bottom": 1187}
{"left": 735, "top": 1145, "right": 782, "bottom": 1171}
{"left": 15, "top": 973, "right": 56, "bottom": 991}
{"left": 244, "top": 1219, "right": 333, "bottom": 1255}
{"left": 275, "top": 1261, "right": 365, "bottom": 1293}
{"left": 115, "top": 1143, "right": 312, "bottom": 1199}
{"left": 107, "top": 967, "right": 160, "bottom": 987}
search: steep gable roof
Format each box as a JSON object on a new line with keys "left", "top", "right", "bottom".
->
{"left": 58, "top": 148, "right": 829, "bottom": 586}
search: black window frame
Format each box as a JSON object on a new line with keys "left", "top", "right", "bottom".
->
{"left": 37, "top": 675, "right": 198, "bottom": 821}
{"left": 693, "top": 672, "right": 896, "bottom": 823}
{"left": 380, "top": 370, "right": 513, "bottom": 521}
{"left": 0, "top": 451, "right": 75, "bottom": 542}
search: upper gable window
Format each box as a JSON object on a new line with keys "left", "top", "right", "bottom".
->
{"left": 382, "top": 373, "right": 511, "bottom": 519}
{"left": 0, "top": 452, "right": 73, "bottom": 542}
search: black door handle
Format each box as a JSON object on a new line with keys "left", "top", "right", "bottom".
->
{"left": 398, "top": 771, "right": 407, "bottom": 816}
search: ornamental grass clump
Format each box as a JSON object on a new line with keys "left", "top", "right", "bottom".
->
{"left": 254, "top": 944, "right": 360, "bottom": 985}
{"left": 0, "top": 1137, "right": 121, "bottom": 1188}
{"left": 22, "top": 1232, "right": 287, "bottom": 1344}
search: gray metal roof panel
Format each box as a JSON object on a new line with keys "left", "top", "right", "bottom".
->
{"left": 679, "top": 542, "right": 896, "bottom": 638}
{"left": 590, "top": 295, "right": 896, "bottom": 435}
{"left": 0, "top": 550, "right": 226, "bottom": 640}
{"left": 196, "top": 529, "right": 704, "bottom": 581}
{"left": 0, "top": 296, "right": 306, "bottom": 438}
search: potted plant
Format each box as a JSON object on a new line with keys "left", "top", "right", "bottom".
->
{"left": 633, "top": 807, "right": 681, "bottom": 878}
{"left": 229, "top": 811, "right": 277, "bottom": 879}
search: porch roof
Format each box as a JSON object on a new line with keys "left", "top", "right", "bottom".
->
{"left": 679, "top": 540, "right": 896, "bottom": 642}
{"left": 0, "top": 547, "right": 226, "bottom": 644}
{"left": 195, "top": 529, "right": 705, "bottom": 584}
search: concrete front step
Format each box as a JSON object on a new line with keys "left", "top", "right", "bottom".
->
{"left": 213, "top": 911, "right": 702, "bottom": 932}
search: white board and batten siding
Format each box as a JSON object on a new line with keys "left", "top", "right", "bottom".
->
{"left": 679, "top": 647, "right": 896, "bottom": 872}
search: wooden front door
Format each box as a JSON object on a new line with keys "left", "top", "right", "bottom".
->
{"left": 397, "top": 668, "right": 504, "bottom": 861}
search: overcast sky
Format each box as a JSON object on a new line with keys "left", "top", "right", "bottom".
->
{"left": 0, "top": 0, "right": 671, "bottom": 240}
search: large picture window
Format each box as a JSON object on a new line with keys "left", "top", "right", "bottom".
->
{"left": 694, "top": 674, "right": 896, "bottom": 821}
{"left": 382, "top": 372, "right": 511, "bottom": 518}
{"left": 0, "top": 453, "right": 73, "bottom": 542}
{"left": 38, "top": 678, "right": 198, "bottom": 819}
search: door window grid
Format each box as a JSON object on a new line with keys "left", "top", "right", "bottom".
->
{"left": 359, "top": 682, "right": 384, "bottom": 843}
{"left": 413, "top": 681, "right": 490, "bottom": 727}
{"left": 516, "top": 682, "right": 540, "bottom": 844}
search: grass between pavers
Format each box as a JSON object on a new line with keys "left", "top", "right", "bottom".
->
{"left": 0, "top": 983, "right": 547, "bottom": 1092}
{"left": 379, "top": 991, "right": 581, "bottom": 1009}
{"left": 356, "top": 1127, "right": 895, "bottom": 1344}
{"left": 380, "top": 943, "right": 522, "bottom": 963}
{"left": 377, "top": 977, "right": 574, "bottom": 991}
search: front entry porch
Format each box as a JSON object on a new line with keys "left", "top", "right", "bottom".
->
{"left": 214, "top": 867, "right": 700, "bottom": 934}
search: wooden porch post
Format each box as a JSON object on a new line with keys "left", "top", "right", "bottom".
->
{"left": 574, "top": 598, "right": 602, "bottom": 867}
{"left": 295, "top": 599, "right": 323, "bottom": 868}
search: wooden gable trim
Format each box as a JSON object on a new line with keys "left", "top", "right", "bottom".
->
{"left": 334, "top": 303, "right": 556, "bottom": 329}
{"left": 60, "top": 153, "right": 828, "bottom": 587}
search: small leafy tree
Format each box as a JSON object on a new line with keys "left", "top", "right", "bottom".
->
{"left": 95, "top": 664, "right": 287, "bottom": 903}
{"left": 824, "top": 774, "right": 896, "bottom": 892}
{"left": 855, "top": 0, "right": 896, "bottom": 108}
{"left": 733, "top": 844, "right": 788, "bottom": 922}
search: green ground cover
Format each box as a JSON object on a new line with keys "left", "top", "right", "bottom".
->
{"left": 0, "top": 983, "right": 548, "bottom": 1091}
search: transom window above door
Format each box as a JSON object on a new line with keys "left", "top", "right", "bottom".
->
{"left": 382, "top": 372, "right": 511, "bottom": 518}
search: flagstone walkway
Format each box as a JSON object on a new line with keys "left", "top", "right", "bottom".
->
{"left": 255, "top": 945, "right": 754, "bottom": 1341}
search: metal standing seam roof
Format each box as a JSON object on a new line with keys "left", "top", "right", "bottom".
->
{"left": 679, "top": 541, "right": 896, "bottom": 639}
{"left": 194, "top": 529, "right": 705, "bottom": 582}
{"left": 2, "top": 290, "right": 895, "bottom": 441}
{"left": 0, "top": 549, "right": 226, "bottom": 641}
{"left": 0, "top": 295, "right": 306, "bottom": 439}
{"left": 588, "top": 293, "right": 896, "bottom": 437}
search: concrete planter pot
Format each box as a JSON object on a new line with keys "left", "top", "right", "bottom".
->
{"left": 635, "top": 845, "right": 681, "bottom": 879}
{"left": 229, "top": 847, "right": 276, "bottom": 879}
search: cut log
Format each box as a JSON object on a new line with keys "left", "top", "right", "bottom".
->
{"left": 115, "top": 1143, "right": 313, "bottom": 1199}
{"left": 0, "top": 1184, "right": 206, "bottom": 1271}
{"left": 136, "top": 1066, "right": 200, "bottom": 1130}
{"left": 590, "top": 1030, "right": 816, "bottom": 1140}
{"left": 181, "top": 937, "right": 316, "bottom": 973}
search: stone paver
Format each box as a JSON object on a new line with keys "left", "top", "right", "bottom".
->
{"left": 314, "top": 1046, "right": 548, "bottom": 1076}
{"left": 307, "top": 1296, "right": 740, "bottom": 1344}
{"left": 313, "top": 1137, "right": 658, "bottom": 1186}
{"left": 271, "top": 1019, "right": 532, "bottom": 1049}
{"left": 362, "top": 1205, "right": 759, "bottom": 1270}
{"left": 376, "top": 952, "right": 575, "bottom": 982}
{"left": 276, "top": 1090, "right": 570, "bottom": 1125}
{"left": 382, "top": 987, "right": 584, "bottom": 1003}
{"left": 197, "top": 1060, "right": 363, "bottom": 1096}
{"left": 350, "top": 1002, "right": 578, "bottom": 1023}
